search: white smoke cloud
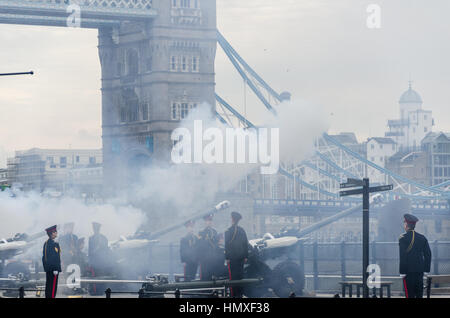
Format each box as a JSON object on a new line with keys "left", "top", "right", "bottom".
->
{"left": 131, "top": 99, "right": 329, "bottom": 221}
{"left": 131, "top": 103, "right": 256, "bottom": 220}
{"left": 0, "top": 191, "right": 147, "bottom": 242}
{"left": 0, "top": 98, "right": 329, "bottom": 246}
{"left": 259, "top": 98, "right": 330, "bottom": 164}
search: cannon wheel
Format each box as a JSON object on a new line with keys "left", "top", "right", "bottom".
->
{"left": 243, "top": 258, "right": 274, "bottom": 298}
{"left": 271, "top": 260, "right": 304, "bottom": 298}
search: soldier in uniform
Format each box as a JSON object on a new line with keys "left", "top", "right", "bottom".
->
{"left": 88, "top": 222, "right": 109, "bottom": 295}
{"left": 225, "top": 211, "right": 249, "bottom": 298}
{"left": 42, "top": 225, "right": 62, "bottom": 298}
{"left": 76, "top": 237, "right": 89, "bottom": 277}
{"left": 180, "top": 220, "right": 199, "bottom": 282}
{"left": 59, "top": 222, "right": 78, "bottom": 268}
{"left": 399, "top": 214, "right": 432, "bottom": 298}
{"left": 198, "top": 214, "right": 221, "bottom": 281}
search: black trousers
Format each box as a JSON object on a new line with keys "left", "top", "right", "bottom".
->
{"left": 228, "top": 259, "right": 245, "bottom": 298}
{"left": 184, "top": 262, "right": 198, "bottom": 281}
{"left": 45, "top": 272, "right": 59, "bottom": 298}
{"left": 200, "top": 261, "right": 214, "bottom": 281}
{"left": 403, "top": 273, "right": 424, "bottom": 298}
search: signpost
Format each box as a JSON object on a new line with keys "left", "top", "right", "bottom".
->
{"left": 339, "top": 178, "right": 393, "bottom": 298}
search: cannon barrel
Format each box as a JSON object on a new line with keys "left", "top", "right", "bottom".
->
{"left": 143, "top": 278, "right": 262, "bottom": 292}
{"left": 25, "top": 232, "right": 46, "bottom": 242}
{"left": 295, "top": 204, "right": 362, "bottom": 239}
{"left": 146, "top": 201, "right": 230, "bottom": 240}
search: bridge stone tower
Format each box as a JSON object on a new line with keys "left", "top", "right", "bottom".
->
{"left": 98, "top": 0, "right": 217, "bottom": 192}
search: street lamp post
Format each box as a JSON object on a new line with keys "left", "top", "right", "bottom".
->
{"left": 0, "top": 71, "right": 34, "bottom": 77}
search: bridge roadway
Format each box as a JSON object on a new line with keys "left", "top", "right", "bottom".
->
{"left": 0, "top": 0, "right": 157, "bottom": 28}
{"left": 254, "top": 198, "right": 450, "bottom": 218}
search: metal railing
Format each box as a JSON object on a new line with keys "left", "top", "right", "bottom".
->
{"left": 297, "top": 240, "right": 450, "bottom": 290}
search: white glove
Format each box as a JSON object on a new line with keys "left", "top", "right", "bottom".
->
{"left": 53, "top": 271, "right": 59, "bottom": 276}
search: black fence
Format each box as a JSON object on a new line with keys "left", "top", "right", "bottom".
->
{"left": 298, "top": 240, "right": 450, "bottom": 290}
{"left": 147, "top": 241, "right": 450, "bottom": 284}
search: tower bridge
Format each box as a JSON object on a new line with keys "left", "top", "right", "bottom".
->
{"left": 1, "top": 0, "right": 449, "bottom": 222}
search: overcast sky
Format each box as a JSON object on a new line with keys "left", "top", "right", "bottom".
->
{"left": 1, "top": 0, "right": 450, "bottom": 168}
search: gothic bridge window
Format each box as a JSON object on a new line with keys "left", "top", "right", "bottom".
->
{"left": 171, "top": 102, "right": 198, "bottom": 120}
{"left": 126, "top": 49, "right": 139, "bottom": 76}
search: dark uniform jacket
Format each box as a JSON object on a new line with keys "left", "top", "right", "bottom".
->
{"left": 59, "top": 234, "right": 78, "bottom": 261}
{"left": 198, "top": 226, "right": 220, "bottom": 262}
{"left": 88, "top": 233, "right": 109, "bottom": 268}
{"left": 399, "top": 230, "right": 432, "bottom": 274}
{"left": 180, "top": 233, "right": 199, "bottom": 264}
{"left": 42, "top": 239, "right": 62, "bottom": 273}
{"left": 224, "top": 225, "right": 249, "bottom": 260}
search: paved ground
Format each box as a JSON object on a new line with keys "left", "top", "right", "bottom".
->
{"left": 2, "top": 290, "right": 449, "bottom": 298}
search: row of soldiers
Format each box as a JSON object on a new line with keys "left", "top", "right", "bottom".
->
{"left": 180, "top": 211, "right": 249, "bottom": 297}
{"left": 42, "top": 212, "right": 431, "bottom": 298}
{"left": 42, "top": 222, "right": 110, "bottom": 298}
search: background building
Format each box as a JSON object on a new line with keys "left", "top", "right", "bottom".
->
{"left": 366, "top": 137, "right": 397, "bottom": 184}
{"left": 386, "top": 151, "right": 429, "bottom": 186}
{"left": 0, "top": 168, "right": 7, "bottom": 186}
{"left": 385, "top": 82, "right": 434, "bottom": 151}
{"left": 7, "top": 148, "right": 102, "bottom": 194}
{"left": 422, "top": 132, "right": 450, "bottom": 186}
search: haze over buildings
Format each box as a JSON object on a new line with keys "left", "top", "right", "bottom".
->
{"left": 1, "top": 0, "right": 450, "bottom": 168}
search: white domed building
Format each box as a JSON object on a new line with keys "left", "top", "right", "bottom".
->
{"left": 385, "top": 82, "right": 434, "bottom": 150}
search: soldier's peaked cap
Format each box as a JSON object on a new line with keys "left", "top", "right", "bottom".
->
{"left": 404, "top": 214, "right": 419, "bottom": 224}
{"left": 92, "top": 222, "right": 102, "bottom": 228}
{"left": 231, "top": 211, "right": 242, "bottom": 221}
{"left": 45, "top": 225, "right": 57, "bottom": 234}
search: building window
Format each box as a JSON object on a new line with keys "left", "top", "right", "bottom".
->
{"left": 181, "top": 103, "right": 189, "bottom": 119}
{"left": 181, "top": 0, "right": 191, "bottom": 8}
{"left": 141, "top": 102, "right": 149, "bottom": 121}
{"left": 192, "top": 56, "right": 199, "bottom": 72}
{"left": 146, "top": 57, "right": 152, "bottom": 72}
{"left": 128, "top": 99, "right": 139, "bottom": 122}
{"left": 89, "top": 157, "right": 96, "bottom": 165}
{"left": 172, "top": 102, "right": 179, "bottom": 120}
{"left": 116, "top": 62, "right": 122, "bottom": 76}
{"left": 371, "top": 144, "right": 374, "bottom": 150}
{"left": 380, "top": 144, "right": 383, "bottom": 150}
{"left": 170, "top": 56, "right": 178, "bottom": 71}
{"left": 181, "top": 56, "right": 187, "bottom": 72}
{"left": 76, "top": 156, "right": 80, "bottom": 163}
{"left": 371, "top": 157, "right": 375, "bottom": 162}
{"left": 171, "top": 102, "right": 196, "bottom": 120}
{"left": 424, "top": 127, "right": 428, "bottom": 133}
{"left": 60, "top": 157, "right": 67, "bottom": 168}
{"left": 120, "top": 107, "right": 127, "bottom": 123}
{"left": 424, "top": 115, "right": 428, "bottom": 120}
{"left": 126, "top": 49, "right": 139, "bottom": 76}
